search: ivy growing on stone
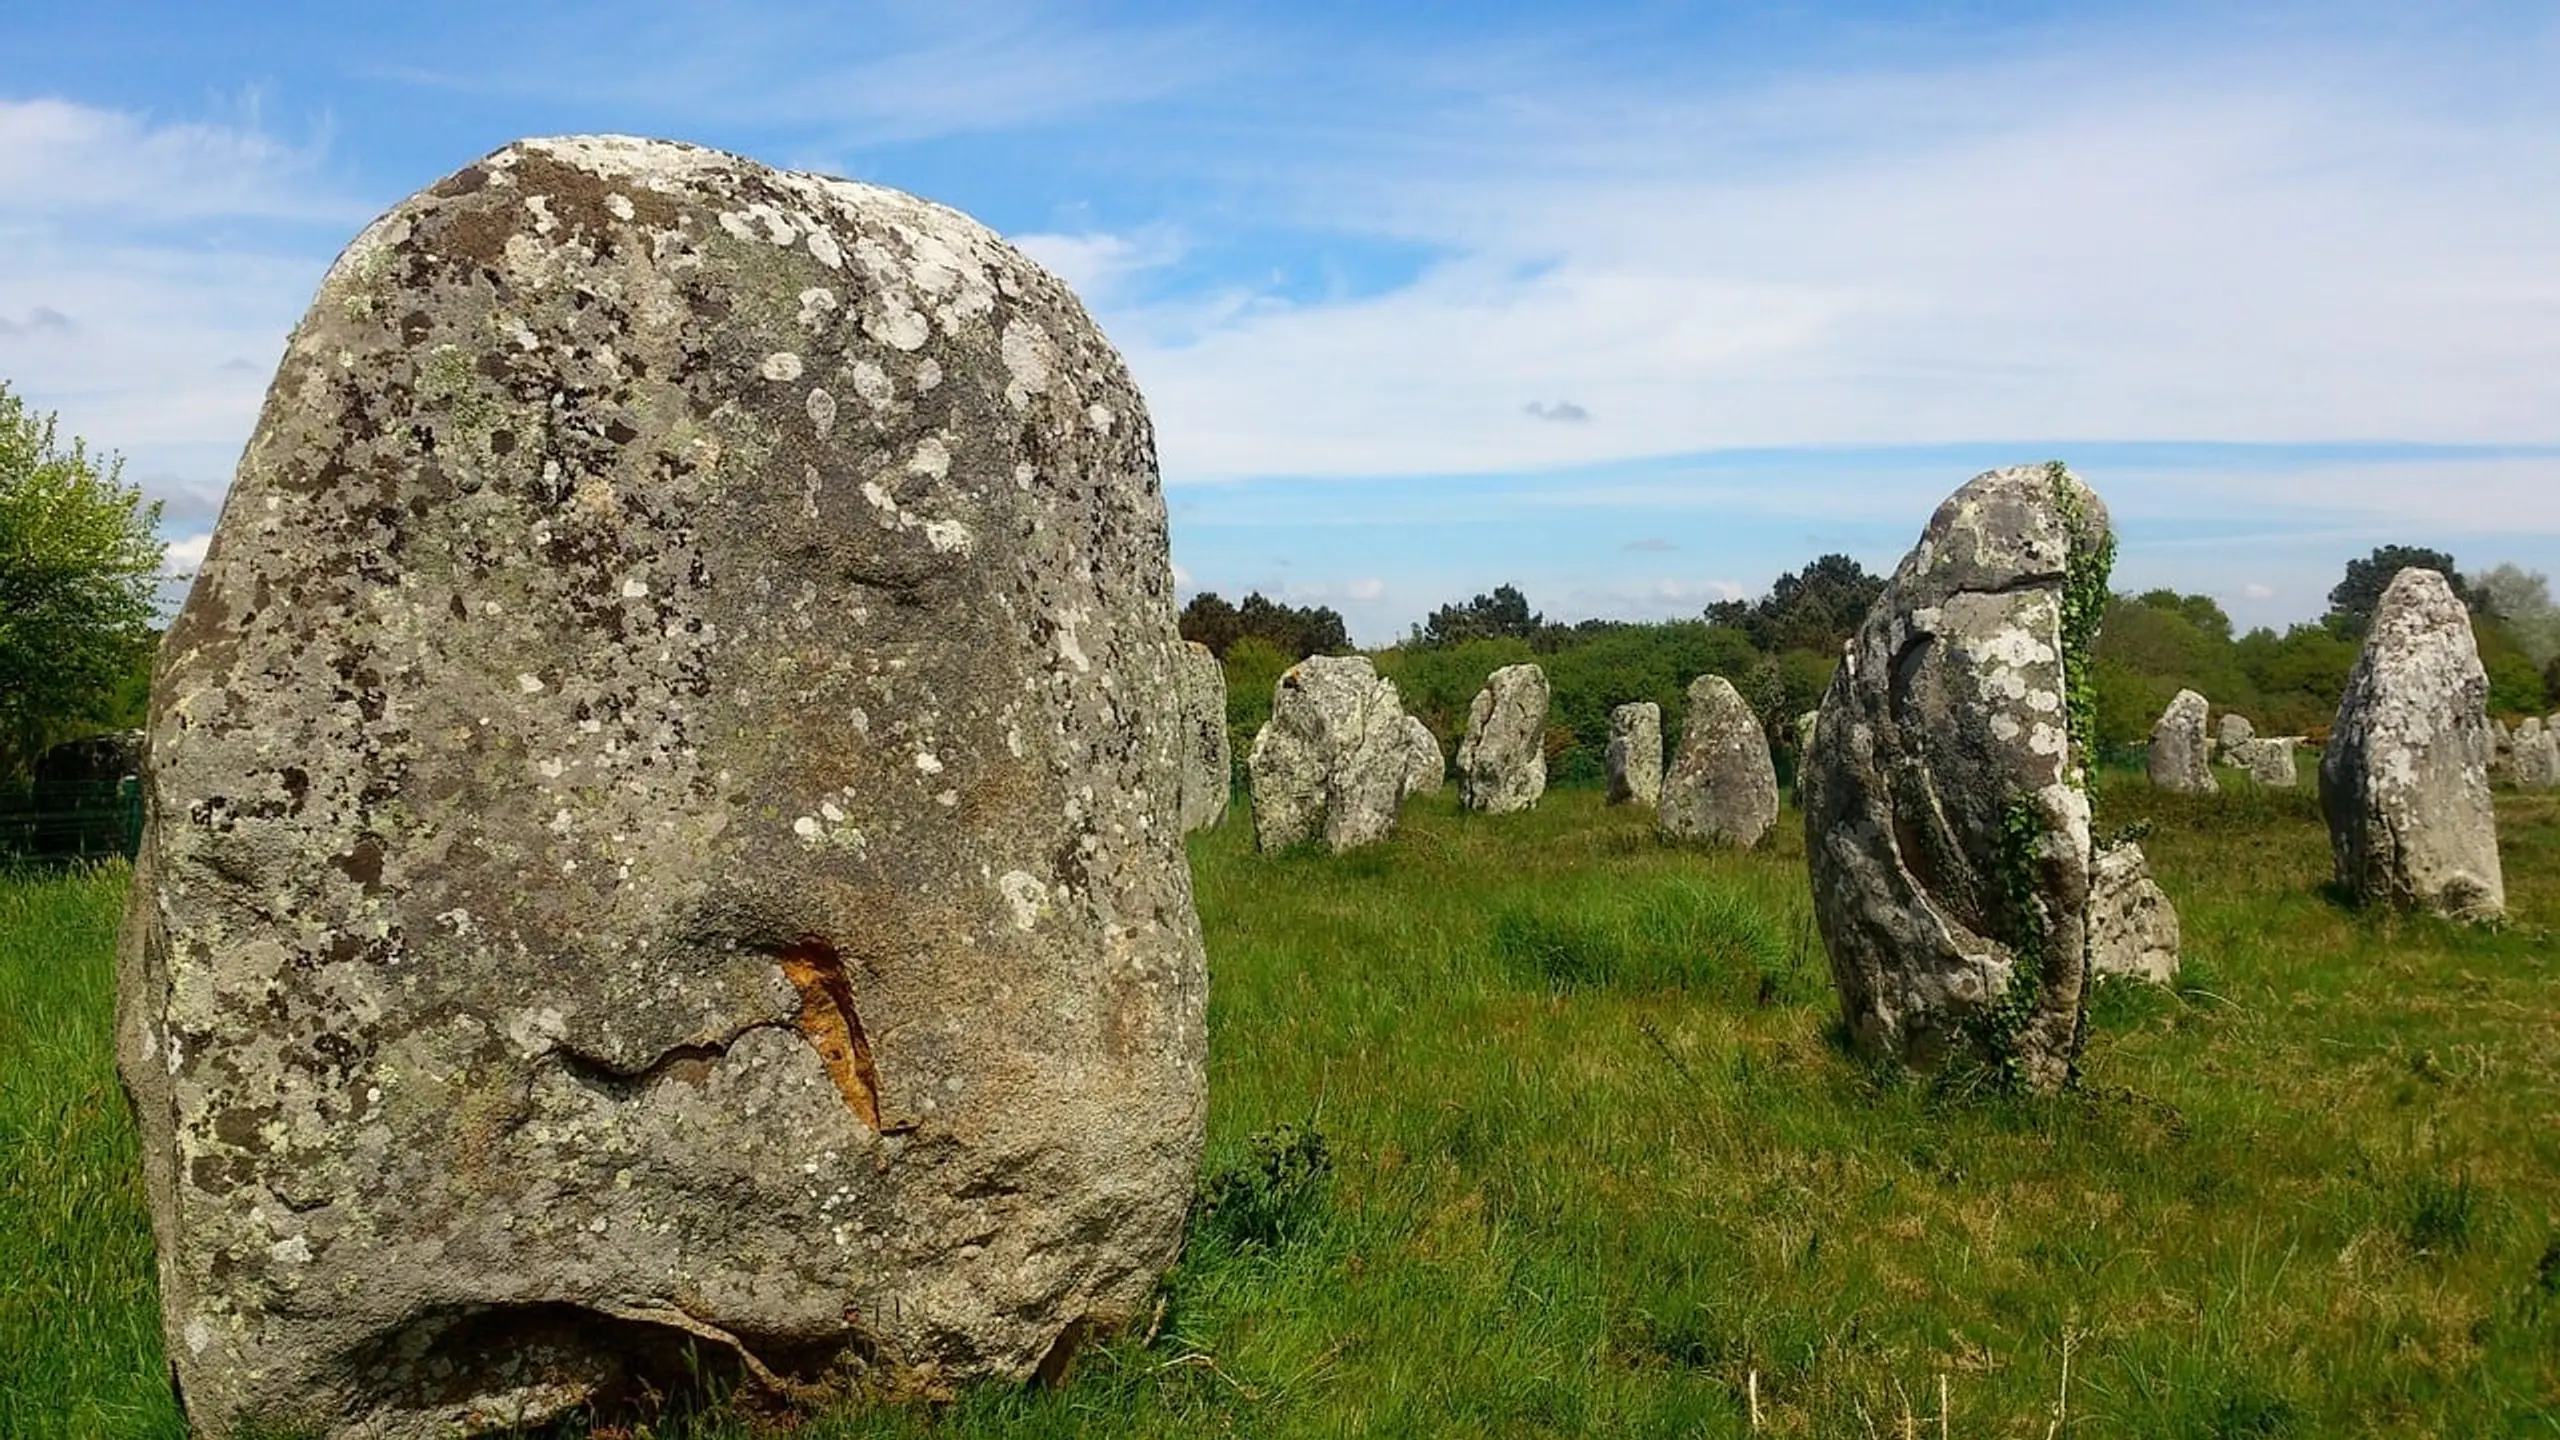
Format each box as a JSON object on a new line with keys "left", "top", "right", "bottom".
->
{"left": 1970, "top": 463, "right": 2115, "bottom": 1091}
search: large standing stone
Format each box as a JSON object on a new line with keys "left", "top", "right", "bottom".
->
{"left": 2228, "top": 736, "right": 2301, "bottom": 787}
{"left": 1605, "top": 702, "right": 1663, "bottom": 806}
{"left": 2147, "top": 690, "right": 2217, "bottom": 794}
{"left": 2319, "top": 568, "right": 2505, "bottom": 921}
{"left": 1656, "top": 676, "right": 1777, "bottom": 845}
{"left": 1400, "top": 714, "right": 1445, "bottom": 797}
{"left": 1176, "top": 641, "right": 1230, "bottom": 833}
{"left": 117, "top": 138, "right": 1206, "bottom": 1438}
{"left": 2216, "top": 712, "right": 2256, "bottom": 755}
{"left": 1246, "top": 655, "right": 1410, "bottom": 852}
{"left": 1456, "top": 663, "right": 1549, "bottom": 814}
{"left": 2087, "top": 843, "right": 2181, "bottom": 985}
{"left": 1802, "top": 464, "right": 2112, "bottom": 1092}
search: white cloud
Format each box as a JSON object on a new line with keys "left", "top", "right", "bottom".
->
{"left": 1090, "top": 30, "right": 2560, "bottom": 488}
{"left": 2242, "top": 582, "right": 2277, "bottom": 600}
{"left": 0, "top": 100, "right": 349, "bottom": 526}
{"left": 1010, "top": 228, "right": 1186, "bottom": 305}
{"left": 162, "top": 533, "right": 212, "bottom": 575}
{"left": 1344, "top": 577, "right": 1387, "bottom": 601}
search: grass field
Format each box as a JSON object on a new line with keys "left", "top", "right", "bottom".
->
{"left": 6, "top": 778, "right": 2557, "bottom": 1437}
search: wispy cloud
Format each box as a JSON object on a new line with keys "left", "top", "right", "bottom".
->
{"left": 1524, "top": 400, "right": 1591, "bottom": 423}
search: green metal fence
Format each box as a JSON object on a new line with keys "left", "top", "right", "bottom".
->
{"left": 0, "top": 778, "right": 144, "bottom": 863}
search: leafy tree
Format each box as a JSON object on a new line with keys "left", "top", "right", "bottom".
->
{"left": 1707, "top": 553, "right": 1885, "bottom": 655}
{"left": 1180, "top": 590, "right": 1349, "bottom": 661}
{"left": 2473, "top": 562, "right": 2560, "bottom": 667}
{"left": 0, "top": 384, "right": 165, "bottom": 785}
{"left": 2324, "top": 545, "right": 2465, "bottom": 639}
{"left": 1413, "top": 583, "right": 1542, "bottom": 649}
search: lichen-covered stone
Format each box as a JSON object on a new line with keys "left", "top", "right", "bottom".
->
{"left": 1176, "top": 641, "right": 1230, "bottom": 833}
{"left": 2228, "top": 736, "right": 2301, "bottom": 787}
{"left": 2319, "top": 568, "right": 2505, "bottom": 921}
{"left": 1246, "top": 654, "right": 1408, "bottom": 852}
{"left": 1604, "top": 702, "right": 1662, "bottom": 807}
{"left": 1802, "top": 464, "right": 2111, "bottom": 1092}
{"left": 117, "top": 136, "right": 1206, "bottom": 1438}
{"left": 1456, "top": 664, "right": 1548, "bottom": 814}
{"left": 2088, "top": 843, "right": 2180, "bottom": 985}
{"left": 1656, "top": 677, "right": 1776, "bottom": 845}
{"left": 1400, "top": 714, "right": 1445, "bottom": 797}
{"left": 2147, "top": 690, "right": 2217, "bottom": 794}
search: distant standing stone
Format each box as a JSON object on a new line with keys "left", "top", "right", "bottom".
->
{"left": 1605, "top": 702, "right": 1663, "bottom": 806}
{"left": 1794, "top": 709, "right": 1818, "bottom": 761}
{"left": 1802, "top": 464, "right": 2114, "bottom": 1093}
{"left": 117, "top": 137, "right": 1205, "bottom": 1437}
{"left": 2087, "top": 843, "right": 2181, "bottom": 985}
{"left": 1401, "top": 714, "right": 1446, "bottom": 797}
{"left": 2319, "top": 568, "right": 2505, "bottom": 921}
{"left": 1248, "top": 654, "right": 1412, "bottom": 852}
{"left": 2228, "top": 736, "right": 2301, "bottom": 787}
{"left": 1457, "top": 663, "right": 1549, "bottom": 814}
{"left": 2217, "top": 712, "right": 2256, "bottom": 754}
{"left": 1657, "top": 676, "right": 1777, "bottom": 845}
{"left": 1178, "top": 641, "right": 1231, "bottom": 833}
{"left": 2527, "top": 724, "right": 2560, "bottom": 791}
{"left": 2147, "top": 689, "right": 2217, "bottom": 794}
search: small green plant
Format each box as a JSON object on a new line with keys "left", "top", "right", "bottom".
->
{"left": 1190, "top": 1122, "right": 1333, "bottom": 1254}
{"left": 2401, "top": 1165, "right": 2480, "bottom": 1257}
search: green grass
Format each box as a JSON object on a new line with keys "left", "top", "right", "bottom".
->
{"left": 7, "top": 782, "right": 2559, "bottom": 1437}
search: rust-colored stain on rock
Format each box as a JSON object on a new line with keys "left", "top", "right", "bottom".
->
{"left": 777, "top": 939, "right": 880, "bottom": 1130}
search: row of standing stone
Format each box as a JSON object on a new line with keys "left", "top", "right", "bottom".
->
{"left": 1207, "top": 658, "right": 1788, "bottom": 855}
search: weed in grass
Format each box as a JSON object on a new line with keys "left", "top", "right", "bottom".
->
{"left": 2402, "top": 1165, "right": 2481, "bottom": 1258}
{"left": 1191, "top": 1122, "right": 1333, "bottom": 1255}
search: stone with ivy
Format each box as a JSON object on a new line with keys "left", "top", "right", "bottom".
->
{"left": 1604, "top": 701, "right": 1662, "bottom": 807}
{"left": 2146, "top": 689, "right": 2217, "bottom": 794}
{"left": 1656, "top": 676, "right": 1777, "bottom": 845}
{"left": 116, "top": 137, "right": 1208, "bottom": 1437}
{"left": 1178, "top": 641, "right": 1231, "bottom": 833}
{"left": 1802, "top": 463, "right": 2114, "bottom": 1093}
{"left": 2319, "top": 567, "right": 2505, "bottom": 922}
{"left": 1456, "top": 663, "right": 1549, "bottom": 814}
{"left": 1248, "top": 654, "right": 1412, "bottom": 851}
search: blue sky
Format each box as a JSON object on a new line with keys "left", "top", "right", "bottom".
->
{"left": 4, "top": 2, "right": 2557, "bottom": 644}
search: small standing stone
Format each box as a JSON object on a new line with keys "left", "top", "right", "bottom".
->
{"left": 2147, "top": 690, "right": 2217, "bottom": 794}
{"left": 1605, "top": 702, "right": 1663, "bottom": 806}
{"left": 1657, "top": 675, "right": 1778, "bottom": 846}
{"left": 2229, "top": 736, "right": 2301, "bottom": 787}
{"left": 1457, "top": 663, "right": 1549, "bottom": 814}
{"left": 1177, "top": 641, "right": 1231, "bottom": 833}
{"left": 2217, "top": 712, "right": 2256, "bottom": 754}
{"left": 1401, "top": 714, "right": 1445, "bottom": 797}
{"left": 1247, "top": 655, "right": 1412, "bottom": 852}
{"left": 2088, "top": 843, "right": 2181, "bottom": 985}
{"left": 2318, "top": 568, "right": 2504, "bottom": 921}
